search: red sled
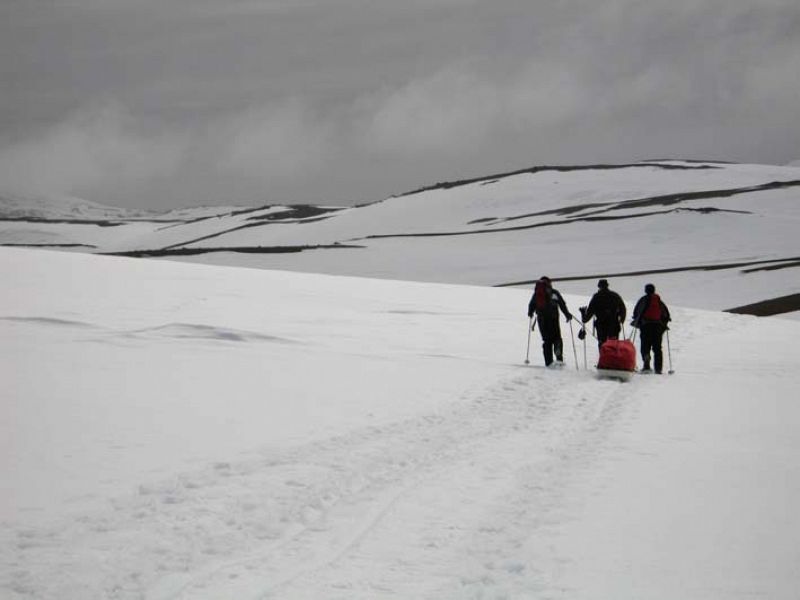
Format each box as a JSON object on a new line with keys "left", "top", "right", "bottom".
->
{"left": 596, "top": 338, "right": 637, "bottom": 382}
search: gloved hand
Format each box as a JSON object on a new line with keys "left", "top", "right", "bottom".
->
{"left": 577, "top": 328, "right": 586, "bottom": 340}
{"left": 579, "top": 306, "right": 587, "bottom": 320}
{"left": 630, "top": 320, "right": 637, "bottom": 327}
{"left": 565, "top": 313, "right": 573, "bottom": 322}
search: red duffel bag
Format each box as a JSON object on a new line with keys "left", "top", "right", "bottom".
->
{"left": 597, "top": 338, "right": 637, "bottom": 372}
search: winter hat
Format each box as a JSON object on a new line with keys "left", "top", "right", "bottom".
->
{"left": 645, "top": 283, "right": 656, "bottom": 294}
{"left": 597, "top": 279, "right": 609, "bottom": 289}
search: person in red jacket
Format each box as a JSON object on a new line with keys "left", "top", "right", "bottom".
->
{"left": 527, "top": 276, "right": 574, "bottom": 367}
{"left": 631, "top": 283, "right": 671, "bottom": 373}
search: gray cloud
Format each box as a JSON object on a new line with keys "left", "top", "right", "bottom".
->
{"left": 0, "top": 104, "right": 186, "bottom": 199}
{"left": 219, "top": 102, "right": 334, "bottom": 180}
{"left": 1, "top": 0, "right": 798, "bottom": 208}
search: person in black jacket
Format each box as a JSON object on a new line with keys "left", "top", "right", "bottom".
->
{"left": 527, "top": 276, "right": 574, "bottom": 367}
{"left": 631, "top": 283, "right": 672, "bottom": 373}
{"left": 579, "top": 278, "right": 627, "bottom": 349}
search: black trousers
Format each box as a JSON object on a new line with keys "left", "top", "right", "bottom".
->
{"left": 537, "top": 314, "right": 563, "bottom": 366}
{"left": 640, "top": 323, "right": 665, "bottom": 372}
{"left": 594, "top": 320, "right": 621, "bottom": 350}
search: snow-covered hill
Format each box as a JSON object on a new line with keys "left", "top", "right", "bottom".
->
{"left": 2, "top": 160, "right": 799, "bottom": 317}
{"left": 0, "top": 192, "right": 149, "bottom": 222}
{"left": 2, "top": 247, "right": 799, "bottom": 599}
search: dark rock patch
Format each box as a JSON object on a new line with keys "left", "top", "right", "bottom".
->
{"left": 107, "top": 244, "right": 364, "bottom": 258}
{"left": 501, "top": 202, "right": 611, "bottom": 222}
{"left": 675, "top": 207, "right": 752, "bottom": 215}
{"left": 497, "top": 181, "right": 795, "bottom": 224}
{"left": 1, "top": 243, "right": 97, "bottom": 248}
{"left": 356, "top": 205, "right": 752, "bottom": 241}
{"left": 742, "top": 260, "right": 800, "bottom": 273}
{"left": 643, "top": 158, "right": 737, "bottom": 165}
{"left": 576, "top": 180, "right": 800, "bottom": 217}
{"left": 246, "top": 205, "right": 345, "bottom": 222}
{"left": 159, "top": 206, "right": 346, "bottom": 251}
{"left": 395, "top": 162, "right": 719, "bottom": 198}
{"left": 0, "top": 217, "right": 127, "bottom": 227}
{"left": 494, "top": 256, "right": 800, "bottom": 288}
{"left": 726, "top": 293, "right": 800, "bottom": 317}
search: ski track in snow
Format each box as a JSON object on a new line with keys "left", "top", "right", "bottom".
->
{"left": 3, "top": 363, "right": 641, "bottom": 600}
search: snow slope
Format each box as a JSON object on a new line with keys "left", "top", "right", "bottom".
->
{"left": 0, "top": 193, "right": 144, "bottom": 221}
{"left": 2, "top": 161, "right": 799, "bottom": 317}
{"left": 2, "top": 247, "right": 799, "bottom": 599}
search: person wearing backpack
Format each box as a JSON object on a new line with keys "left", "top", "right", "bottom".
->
{"left": 631, "top": 283, "right": 671, "bottom": 373}
{"left": 527, "top": 276, "right": 574, "bottom": 367}
{"left": 579, "top": 278, "right": 627, "bottom": 350}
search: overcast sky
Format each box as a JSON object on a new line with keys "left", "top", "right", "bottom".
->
{"left": 1, "top": 0, "right": 799, "bottom": 209}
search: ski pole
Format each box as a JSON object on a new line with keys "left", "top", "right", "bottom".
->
{"left": 568, "top": 319, "right": 579, "bottom": 370}
{"left": 666, "top": 328, "right": 675, "bottom": 374}
{"left": 524, "top": 316, "right": 535, "bottom": 364}
{"left": 582, "top": 328, "right": 587, "bottom": 370}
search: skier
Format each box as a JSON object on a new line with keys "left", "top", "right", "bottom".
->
{"left": 527, "top": 276, "right": 574, "bottom": 367}
{"left": 579, "top": 278, "right": 627, "bottom": 349}
{"left": 631, "top": 283, "right": 671, "bottom": 373}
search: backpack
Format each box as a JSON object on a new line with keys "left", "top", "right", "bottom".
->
{"left": 599, "top": 291, "right": 621, "bottom": 321}
{"left": 533, "top": 279, "right": 550, "bottom": 311}
{"left": 643, "top": 293, "right": 662, "bottom": 322}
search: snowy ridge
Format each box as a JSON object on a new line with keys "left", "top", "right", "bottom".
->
{"left": 0, "top": 192, "right": 147, "bottom": 221}
{"left": 2, "top": 247, "right": 799, "bottom": 599}
{"left": 1, "top": 160, "right": 799, "bottom": 317}
{"left": 0, "top": 192, "right": 255, "bottom": 225}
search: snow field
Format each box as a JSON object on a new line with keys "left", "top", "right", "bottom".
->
{"left": 2, "top": 247, "right": 800, "bottom": 599}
